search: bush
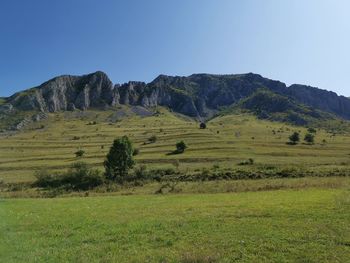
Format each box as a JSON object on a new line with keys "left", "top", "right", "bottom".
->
{"left": 307, "top": 127, "right": 317, "bottom": 134}
{"left": 133, "top": 165, "right": 148, "bottom": 179}
{"left": 63, "top": 162, "right": 103, "bottom": 190}
{"left": 33, "top": 162, "right": 103, "bottom": 190}
{"left": 176, "top": 141, "right": 187, "bottom": 153}
{"left": 34, "top": 169, "right": 61, "bottom": 188}
{"left": 213, "top": 164, "right": 220, "bottom": 170}
{"left": 156, "top": 167, "right": 176, "bottom": 176}
{"left": 199, "top": 122, "right": 207, "bottom": 129}
{"left": 148, "top": 135, "right": 157, "bottom": 143}
{"left": 288, "top": 132, "right": 300, "bottom": 145}
{"left": 238, "top": 158, "right": 254, "bottom": 166}
{"left": 75, "top": 150, "right": 85, "bottom": 158}
{"left": 133, "top": 148, "right": 140, "bottom": 156}
{"left": 304, "top": 133, "right": 315, "bottom": 144}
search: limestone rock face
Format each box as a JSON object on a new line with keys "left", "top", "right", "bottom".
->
{"left": 8, "top": 71, "right": 115, "bottom": 112}
{"left": 5, "top": 71, "right": 350, "bottom": 120}
{"left": 0, "top": 103, "right": 14, "bottom": 114}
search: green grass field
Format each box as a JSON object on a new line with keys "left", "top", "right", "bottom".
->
{"left": 1, "top": 108, "right": 350, "bottom": 262}
{"left": 1, "top": 108, "right": 350, "bottom": 183}
{"left": 1, "top": 188, "right": 350, "bottom": 262}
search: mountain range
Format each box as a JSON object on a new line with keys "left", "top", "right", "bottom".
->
{"left": 1, "top": 71, "right": 350, "bottom": 129}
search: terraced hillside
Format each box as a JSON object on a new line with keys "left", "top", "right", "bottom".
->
{"left": 1, "top": 107, "right": 350, "bottom": 183}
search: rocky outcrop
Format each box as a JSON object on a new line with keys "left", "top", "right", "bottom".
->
{"left": 4, "top": 71, "right": 350, "bottom": 120}
{"left": 284, "top": 85, "right": 350, "bottom": 120}
{"left": 8, "top": 71, "right": 115, "bottom": 112}
{"left": 0, "top": 103, "right": 14, "bottom": 114}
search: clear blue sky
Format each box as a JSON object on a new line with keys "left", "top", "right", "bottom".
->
{"left": 1, "top": 0, "right": 350, "bottom": 97}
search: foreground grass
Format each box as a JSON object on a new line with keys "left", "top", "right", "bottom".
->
{"left": 1, "top": 188, "right": 350, "bottom": 262}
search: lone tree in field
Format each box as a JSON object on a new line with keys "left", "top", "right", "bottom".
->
{"left": 104, "top": 136, "right": 135, "bottom": 181}
{"left": 304, "top": 133, "right": 315, "bottom": 144}
{"left": 176, "top": 141, "right": 187, "bottom": 154}
{"left": 288, "top": 132, "right": 300, "bottom": 145}
{"left": 200, "top": 122, "right": 207, "bottom": 129}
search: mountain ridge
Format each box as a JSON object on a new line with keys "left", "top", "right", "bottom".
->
{"left": 2, "top": 71, "right": 350, "bottom": 124}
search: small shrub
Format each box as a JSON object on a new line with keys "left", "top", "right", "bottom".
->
{"left": 307, "top": 127, "right": 317, "bottom": 134}
{"left": 288, "top": 132, "right": 300, "bottom": 145}
{"left": 72, "top": 136, "right": 80, "bottom": 140}
{"left": 176, "top": 141, "right": 187, "bottom": 154}
{"left": 238, "top": 158, "right": 254, "bottom": 166}
{"left": 133, "top": 148, "right": 140, "bottom": 156}
{"left": 33, "top": 163, "right": 103, "bottom": 190}
{"left": 34, "top": 169, "right": 61, "bottom": 188}
{"left": 150, "top": 168, "right": 177, "bottom": 179}
{"left": 201, "top": 168, "right": 211, "bottom": 180}
{"left": 64, "top": 162, "right": 103, "bottom": 190}
{"left": 133, "top": 165, "right": 148, "bottom": 179}
{"left": 213, "top": 164, "right": 220, "bottom": 170}
{"left": 304, "top": 133, "right": 315, "bottom": 144}
{"left": 75, "top": 150, "right": 85, "bottom": 158}
{"left": 148, "top": 135, "right": 157, "bottom": 143}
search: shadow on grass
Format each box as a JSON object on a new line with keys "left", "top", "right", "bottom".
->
{"left": 166, "top": 150, "right": 184, "bottom": 156}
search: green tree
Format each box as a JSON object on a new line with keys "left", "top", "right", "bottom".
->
{"left": 104, "top": 136, "right": 135, "bottom": 181}
{"left": 176, "top": 141, "right": 187, "bottom": 153}
{"left": 288, "top": 132, "right": 300, "bottom": 145}
{"left": 304, "top": 133, "right": 315, "bottom": 144}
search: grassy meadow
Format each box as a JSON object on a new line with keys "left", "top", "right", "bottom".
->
{"left": 1, "top": 107, "right": 350, "bottom": 262}
{"left": 1, "top": 107, "right": 350, "bottom": 183}
{"left": 1, "top": 188, "right": 350, "bottom": 262}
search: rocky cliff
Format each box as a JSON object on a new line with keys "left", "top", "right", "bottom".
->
{"left": 3, "top": 71, "right": 350, "bottom": 120}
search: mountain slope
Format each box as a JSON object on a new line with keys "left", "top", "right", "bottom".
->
{"left": 2, "top": 71, "right": 350, "bottom": 127}
{"left": 234, "top": 89, "right": 333, "bottom": 126}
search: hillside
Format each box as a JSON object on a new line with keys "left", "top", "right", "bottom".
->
{"left": 1, "top": 71, "right": 350, "bottom": 131}
{"left": 225, "top": 89, "right": 335, "bottom": 126}
{"left": 1, "top": 107, "right": 350, "bottom": 184}
{"left": 2, "top": 72, "right": 350, "bottom": 184}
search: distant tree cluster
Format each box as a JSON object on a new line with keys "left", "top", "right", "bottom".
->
{"left": 288, "top": 130, "right": 315, "bottom": 145}
{"left": 101, "top": 134, "right": 189, "bottom": 183}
